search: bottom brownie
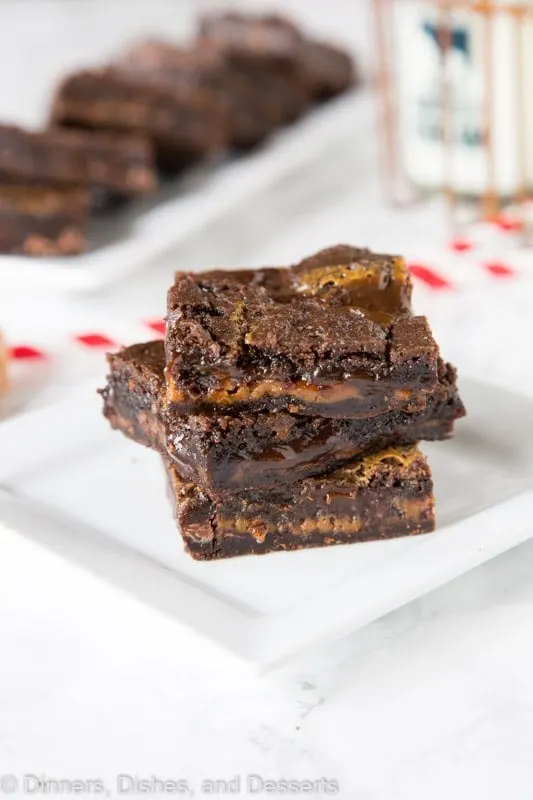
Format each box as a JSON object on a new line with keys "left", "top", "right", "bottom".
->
{"left": 164, "top": 445, "right": 435, "bottom": 560}
{"left": 0, "top": 184, "right": 89, "bottom": 255}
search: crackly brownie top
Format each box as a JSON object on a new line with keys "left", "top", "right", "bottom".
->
{"left": 166, "top": 247, "right": 435, "bottom": 381}
{"left": 198, "top": 245, "right": 412, "bottom": 311}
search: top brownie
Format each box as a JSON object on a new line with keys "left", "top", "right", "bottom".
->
{"left": 165, "top": 245, "right": 440, "bottom": 418}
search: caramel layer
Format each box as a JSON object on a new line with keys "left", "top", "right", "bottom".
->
{"left": 206, "top": 495, "right": 433, "bottom": 543}
{"left": 217, "top": 514, "right": 364, "bottom": 542}
{"left": 166, "top": 373, "right": 420, "bottom": 415}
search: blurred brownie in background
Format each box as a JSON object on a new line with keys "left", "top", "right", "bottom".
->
{"left": 117, "top": 38, "right": 307, "bottom": 137}
{"left": 296, "top": 40, "right": 356, "bottom": 100}
{"left": 50, "top": 68, "right": 229, "bottom": 171}
{"left": 116, "top": 39, "right": 275, "bottom": 148}
{"left": 0, "top": 184, "right": 89, "bottom": 255}
{"left": 198, "top": 11, "right": 356, "bottom": 101}
{"left": 0, "top": 124, "right": 156, "bottom": 196}
{"left": 199, "top": 11, "right": 302, "bottom": 70}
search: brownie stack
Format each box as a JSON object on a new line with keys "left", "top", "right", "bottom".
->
{"left": 55, "top": 11, "right": 356, "bottom": 161}
{"left": 0, "top": 11, "right": 356, "bottom": 256}
{"left": 0, "top": 125, "right": 157, "bottom": 255}
{"left": 101, "top": 245, "right": 465, "bottom": 560}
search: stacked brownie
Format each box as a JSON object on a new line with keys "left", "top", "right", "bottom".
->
{"left": 101, "top": 245, "right": 465, "bottom": 560}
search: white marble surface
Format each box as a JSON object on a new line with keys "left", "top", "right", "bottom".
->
{"left": 1, "top": 2, "right": 533, "bottom": 798}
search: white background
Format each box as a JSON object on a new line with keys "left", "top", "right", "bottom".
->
{"left": 1, "top": 2, "right": 533, "bottom": 799}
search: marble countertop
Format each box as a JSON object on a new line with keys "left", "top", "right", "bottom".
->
{"left": 1, "top": 2, "right": 533, "bottom": 798}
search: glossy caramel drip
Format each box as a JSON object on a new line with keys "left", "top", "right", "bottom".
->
{"left": 292, "top": 255, "right": 411, "bottom": 313}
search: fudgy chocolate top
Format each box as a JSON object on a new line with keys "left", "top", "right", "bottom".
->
{"left": 166, "top": 246, "right": 431, "bottom": 383}
{"left": 198, "top": 245, "right": 412, "bottom": 310}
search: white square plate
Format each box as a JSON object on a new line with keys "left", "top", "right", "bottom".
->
{"left": 0, "top": 376, "right": 532, "bottom": 667}
{"left": 0, "top": 91, "right": 369, "bottom": 292}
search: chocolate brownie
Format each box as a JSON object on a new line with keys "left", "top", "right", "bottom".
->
{"left": 296, "top": 40, "right": 356, "bottom": 100}
{"left": 0, "top": 184, "right": 89, "bottom": 255}
{"left": 198, "top": 12, "right": 356, "bottom": 100}
{"left": 165, "top": 247, "right": 439, "bottom": 418}
{"left": 116, "top": 39, "right": 297, "bottom": 147}
{"left": 163, "top": 445, "right": 435, "bottom": 559}
{"left": 197, "top": 18, "right": 313, "bottom": 124}
{"left": 100, "top": 340, "right": 464, "bottom": 493}
{"left": 199, "top": 11, "right": 302, "bottom": 68}
{"left": 50, "top": 68, "right": 229, "bottom": 170}
{"left": 198, "top": 244, "right": 413, "bottom": 311}
{"left": 0, "top": 124, "right": 156, "bottom": 195}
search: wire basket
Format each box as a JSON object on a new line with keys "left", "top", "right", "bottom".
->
{"left": 373, "top": 0, "right": 533, "bottom": 234}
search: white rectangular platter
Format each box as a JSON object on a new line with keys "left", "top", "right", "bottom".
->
{"left": 0, "top": 375, "right": 532, "bottom": 667}
{"left": 0, "top": 90, "right": 369, "bottom": 292}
